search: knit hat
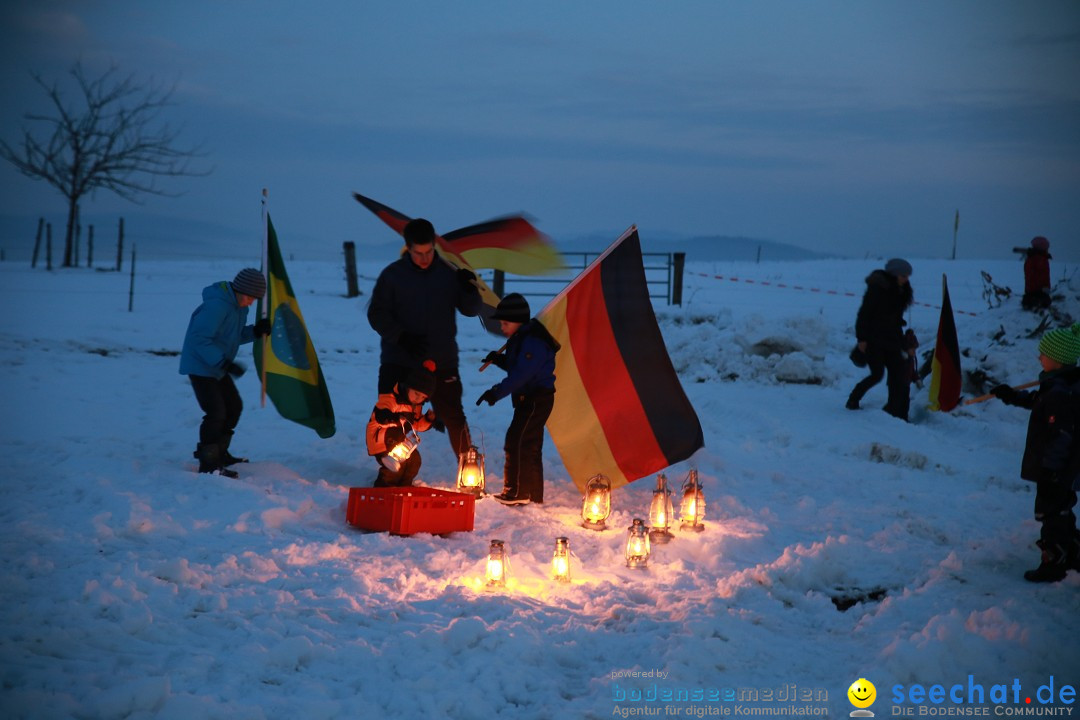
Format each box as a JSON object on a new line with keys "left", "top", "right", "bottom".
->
{"left": 1038, "top": 323, "right": 1080, "bottom": 366}
{"left": 884, "top": 258, "right": 913, "bottom": 277}
{"left": 403, "top": 218, "right": 436, "bottom": 246}
{"left": 491, "top": 293, "right": 530, "bottom": 323}
{"left": 403, "top": 365, "right": 437, "bottom": 398}
{"left": 231, "top": 268, "right": 266, "bottom": 298}
{"left": 1031, "top": 236, "right": 1050, "bottom": 251}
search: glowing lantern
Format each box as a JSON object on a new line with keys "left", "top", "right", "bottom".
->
{"left": 485, "top": 539, "right": 509, "bottom": 587}
{"left": 456, "top": 445, "right": 485, "bottom": 496}
{"left": 648, "top": 473, "right": 675, "bottom": 544}
{"left": 679, "top": 469, "right": 705, "bottom": 533}
{"left": 581, "top": 474, "right": 612, "bottom": 530}
{"left": 551, "top": 537, "right": 571, "bottom": 583}
{"left": 625, "top": 518, "right": 651, "bottom": 569}
{"left": 381, "top": 423, "right": 420, "bottom": 473}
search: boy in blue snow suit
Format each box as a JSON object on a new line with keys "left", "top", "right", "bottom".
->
{"left": 476, "top": 294, "right": 560, "bottom": 506}
{"left": 179, "top": 268, "right": 271, "bottom": 477}
{"left": 992, "top": 323, "right": 1080, "bottom": 582}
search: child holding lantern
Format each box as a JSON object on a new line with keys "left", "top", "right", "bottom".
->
{"left": 365, "top": 361, "right": 440, "bottom": 487}
{"left": 476, "top": 293, "right": 560, "bottom": 506}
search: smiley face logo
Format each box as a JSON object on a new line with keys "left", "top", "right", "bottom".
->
{"left": 848, "top": 678, "right": 876, "bottom": 709}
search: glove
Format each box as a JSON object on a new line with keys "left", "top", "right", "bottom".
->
{"left": 384, "top": 426, "right": 405, "bottom": 448}
{"left": 991, "top": 384, "right": 1017, "bottom": 405}
{"left": 483, "top": 351, "right": 507, "bottom": 370}
{"left": 425, "top": 411, "right": 446, "bottom": 433}
{"left": 398, "top": 332, "right": 428, "bottom": 358}
{"left": 475, "top": 389, "right": 498, "bottom": 407}
{"left": 225, "top": 361, "right": 246, "bottom": 378}
{"left": 253, "top": 318, "right": 272, "bottom": 338}
{"left": 457, "top": 268, "right": 477, "bottom": 292}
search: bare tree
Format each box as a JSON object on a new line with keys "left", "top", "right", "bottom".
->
{"left": 0, "top": 62, "right": 209, "bottom": 267}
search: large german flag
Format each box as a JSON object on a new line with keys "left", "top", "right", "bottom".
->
{"left": 539, "top": 226, "right": 704, "bottom": 491}
{"left": 442, "top": 217, "right": 563, "bottom": 276}
{"left": 353, "top": 192, "right": 563, "bottom": 276}
{"left": 928, "top": 274, "right": 962, "bottom": 412}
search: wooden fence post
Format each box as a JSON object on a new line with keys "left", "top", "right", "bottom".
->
{"left": 46, "top": 223, "right": 53, "bottom": 271}
{"left": 343, "top": 241, "right": 360, "bottom": 297}
{"left": 493, "top": 270, "right": 505, "bottom": 298}
{"left": 116, "top": 218, "right": 125, "bottom": 272}
{"left": 31, "top": 218, "right": 43, "bottom": 268}
{"left": 128, "top": 244, "right": 137, "bottom": 312}
{"left": 671, "top": 253, "right": 685, "bottom": 306}
{"left": 87, "top": 224, "right": 94, "bottom": 268}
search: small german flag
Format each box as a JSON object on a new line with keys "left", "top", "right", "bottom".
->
{"left": 539, "top": 226, "right": 704, "bottom": 490}
{"left": 928, "top": 274, "right": 962, "bottom": 412}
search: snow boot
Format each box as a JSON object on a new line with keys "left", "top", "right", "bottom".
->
{"left": 221, "top": 431, "right": 249, "bottom": 467}
{"left": 1023, "top": 548, "right": 1068, "bottom": 583}
{"left": 196, "top": 443, "right": 239, "bottom": 479}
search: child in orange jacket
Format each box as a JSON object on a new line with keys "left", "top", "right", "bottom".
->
{"left": 366, "top": 363, "right": 439, "bottom": 487}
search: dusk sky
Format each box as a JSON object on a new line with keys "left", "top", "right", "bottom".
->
{"left": 1, "top": 1, "right": 1078, "bottom": 262}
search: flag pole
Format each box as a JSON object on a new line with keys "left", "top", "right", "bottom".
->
{"left": 963, "top": 380, "right": 1038, "bottom": 405}
{"left": 260, "top": 188, "right": 269, "bottom": 408}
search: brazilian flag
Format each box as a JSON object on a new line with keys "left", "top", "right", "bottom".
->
{"left": 254, "top": 215, "right": 336, "bottom": 438}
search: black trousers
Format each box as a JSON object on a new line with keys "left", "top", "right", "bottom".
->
{"left": 502, "top": 391, "right": 555, "bottom": 503}
{"left": 848, "top": 345, "right": 910, "bottom": 420}
{"left": 379, "top": 364, "right": 471, "bottom": 457}
{"left": 373, "top": 450, "right": 421, "bottom": 487}
{"left": 1034, "top": 477, "right": 1079, "bottom": 564}
{"left": 190, "top": 374, "right": 242, "bottom": 446}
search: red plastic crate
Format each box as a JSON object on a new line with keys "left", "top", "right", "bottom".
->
{"left": 346, "top": 487, "right": 475, "bottom": 536}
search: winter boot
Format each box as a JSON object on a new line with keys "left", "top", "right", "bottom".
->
{"left": 221, "top": 431, "right": 249, "bottom": 467}
{"left": 1023, "top": 546, "right": 1068, "bottom": 583}
{"left": 196, "top": 443, "right": 239, "bottom": 479}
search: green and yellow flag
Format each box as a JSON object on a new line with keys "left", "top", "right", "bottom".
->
{"left": 254, "top": 214, "right": 336, "bottom": 438}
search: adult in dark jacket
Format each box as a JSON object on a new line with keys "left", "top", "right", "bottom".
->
{"left": 1021, "top": 236, "right": 1052, "bottom": 311}
{"left": 367, "top": 218, "right": 483, "bottom": 457}
{"left": 477, "top": 294, "right": 560, "bottom": 505}
{"left": 992, "top": 323, "right": 1080, "bottom": 582}
{"left": 846, "top": 258, "right": 914, "bottom": 421}
{"left": 179, "top": 268, "right": 271, "bottom": 477}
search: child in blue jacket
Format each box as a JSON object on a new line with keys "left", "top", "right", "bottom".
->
{"left": 476, "top": 294, "right": 560, "bottom": 505}
{"left": 179, "top": 268, "right": 270, "bottom": 477}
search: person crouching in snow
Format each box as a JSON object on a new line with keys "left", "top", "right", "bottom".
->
{"left": 179, "top": 268, "right": 271, "bottom": 478}
{"left": 476, "top": 294, "right": 560, "bottom": 506}
{"left": 991, "top": 322, "right": 1080, "bottom": 582}
{"left": 366, "top": 362, "right": 440, "bottom": 487}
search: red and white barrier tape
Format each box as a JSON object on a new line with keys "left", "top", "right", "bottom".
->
{"left": 689, "top": 271, "right": 979, "bottom": 317}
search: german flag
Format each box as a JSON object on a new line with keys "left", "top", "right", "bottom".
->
{"left": 442, "top": 217, "right": 563, "bottom": 276}
{"left": 928, "top": 274, "right": 962, "bottom": 412}
{"left": 352, "top": 192, "right": 503, "bottom": 331}
{"left": 539, "top": 226, "right": 704, "bottom": 491}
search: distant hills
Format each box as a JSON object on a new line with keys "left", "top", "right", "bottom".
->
{"left": 1, "top": 211, "right": 831, "bottom": 264}
{"left": 557, "top": 232, "right": 832, "bottom": 262}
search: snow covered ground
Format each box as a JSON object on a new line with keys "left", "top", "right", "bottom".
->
{"left": 1, "top": 250, "right": 1078, "bottom": 720}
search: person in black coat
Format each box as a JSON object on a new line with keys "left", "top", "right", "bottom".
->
{"left": 476, "top": 294, "right": 560, "bottom": 506}
{"left": 367, "top": 218, "right": 483, "bottom": 457}
{"left": 992, "top": 323, "right": 1080, "bottom": 582}
{"left": 846, "top": 258, "right": 914, "bottom": 421}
